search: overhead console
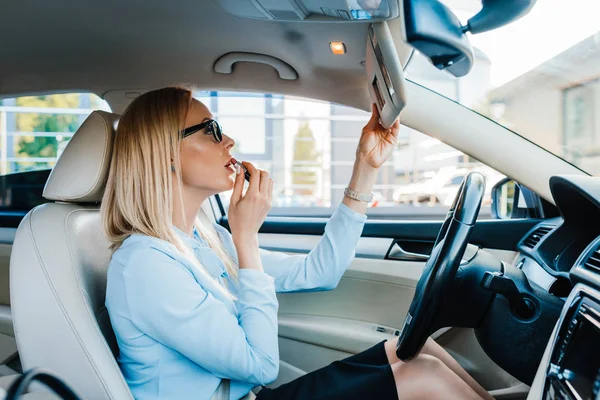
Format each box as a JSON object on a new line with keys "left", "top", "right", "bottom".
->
{"left": 215, "top": 0, "right": 399, "bottom": 21}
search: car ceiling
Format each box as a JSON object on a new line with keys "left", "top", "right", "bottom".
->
{"left": 0, "top": 0, "right": 413, "bottom": 110}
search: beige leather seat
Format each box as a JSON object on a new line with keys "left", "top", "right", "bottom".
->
{"left": 9, "top": 111, "right": 132, "bottom": 400}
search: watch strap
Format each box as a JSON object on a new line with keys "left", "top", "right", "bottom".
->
{"left": 344, "top": 187, "right": 374, "bottom": 202}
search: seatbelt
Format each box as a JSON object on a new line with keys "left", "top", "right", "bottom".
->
{"left": 211, "top": 379, "right": 230, "bottom": 400}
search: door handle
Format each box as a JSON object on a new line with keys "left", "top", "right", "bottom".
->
{"left": 388, "top": 243, "right": 430, "bottom": 261}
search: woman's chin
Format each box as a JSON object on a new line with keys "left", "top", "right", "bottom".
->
{"left": 226, "top": 174, "right": 236, "bottom": 188}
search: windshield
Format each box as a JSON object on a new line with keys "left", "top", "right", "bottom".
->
{"left": 406, "top": 0, "right": 600, "bottom": 175}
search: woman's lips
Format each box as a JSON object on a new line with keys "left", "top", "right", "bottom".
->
{"left": 225, "top": 157, "right": 237, "bottom": 173}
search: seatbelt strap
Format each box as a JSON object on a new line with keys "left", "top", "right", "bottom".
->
{"left": 211, "top": 379, "right": 230, "bottom": 400}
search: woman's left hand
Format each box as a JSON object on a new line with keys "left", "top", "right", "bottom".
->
{"left": 356, "top": 104, "right": 400, "bottom": 169}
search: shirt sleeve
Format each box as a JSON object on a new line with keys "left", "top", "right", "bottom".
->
{"left": 120, "top": 246, "right": 279, "bottom": 386}
{"left": 262, "top": 202, "right": 367, "bottom": 292}
{"left": 215, "top": 202, "right": 367, "bottom": 292}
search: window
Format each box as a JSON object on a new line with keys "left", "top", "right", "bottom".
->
{"left": 202, "top": 91, "right": 505, "bottom": 220}
{"left": 563, "top": 80, "right": 600, "bottom": 170}
{"left": 0, "top": 93, "right": 110, "bottom": 221}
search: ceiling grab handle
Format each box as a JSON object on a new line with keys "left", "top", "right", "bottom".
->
{"left": 214, "top": 52, "right": 298, "bottom": 80}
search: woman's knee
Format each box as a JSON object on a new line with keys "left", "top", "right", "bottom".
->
{"left": 390, "top": 355, "right": 449, "bottom": 400}
{"left": 390, "top": 354, "right": 445, "bottom": 388}
{"left": 391, "top": 354, "right": 483, "bottom": 400}
{"left": 391, "top": 353, "right": 444, "bottom": 377}
{"left": 386, "top": 336, "right": 440, "bottom": 365}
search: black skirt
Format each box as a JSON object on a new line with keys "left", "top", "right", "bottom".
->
{"left": 256, "top": 341, "right": 398, "bottom": 400}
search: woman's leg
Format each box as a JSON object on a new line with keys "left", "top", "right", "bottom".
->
{"left": 385, "top": 337, "right": 494, "bottom": 400}
{"left": 391, "top": 354, "right": 484, "bottom": 400}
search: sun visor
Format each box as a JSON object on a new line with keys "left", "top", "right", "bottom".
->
{"left": 215, "top": 0, "right": 399, "bottom": 21}
{"left": 365, "top": 22, "right": 407, "bottom": 128}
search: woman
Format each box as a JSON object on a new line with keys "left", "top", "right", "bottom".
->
{"left": 103, "top": 87, "right": 493, "bottom": 400}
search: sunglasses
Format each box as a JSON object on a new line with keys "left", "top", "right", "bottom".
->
{"left": 181, "top": 119, "right": 223, "bottom": 142}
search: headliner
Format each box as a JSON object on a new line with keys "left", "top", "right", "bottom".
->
{"left": 0, "top": 0, "right": 413, "bottom": 110}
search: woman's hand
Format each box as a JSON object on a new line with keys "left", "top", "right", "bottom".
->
{"left": 343, "top": 105, "right": 400, "bottom": 214}
{"left": 228, "top": 162, "right": 273, "bottom": 270}
{"left": 356, "top": 104, "right": 400, "bottom": 169}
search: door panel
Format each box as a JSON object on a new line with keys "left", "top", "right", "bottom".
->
{"left": 0, "top": 241, "right": 12, "bottom": 306}
{"left": 261, "top": 229, "right": 527, "bottom": 397}
{"left": 0, "top": 230, "right": 16, "bottom": 372}
{"left": 0, "top": 306, "right": 16, "bottom": 366}
{"left": 277, "top": 258, "right": 423, "bottom": 328}
{"left": 279, "top": 314, "right": 399, "bottom": 356}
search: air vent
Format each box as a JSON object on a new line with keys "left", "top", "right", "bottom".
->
{"left": 583, "top": 245, "right": 600, "bottom": 274}
{"left": 522, "top": 226, "right": 553, "bottom": 249}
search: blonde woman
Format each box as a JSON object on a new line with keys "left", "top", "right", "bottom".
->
{"left": 102, "top": 87, "right": 492, "bottom": 400}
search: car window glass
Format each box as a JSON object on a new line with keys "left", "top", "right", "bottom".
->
{"left": 198, "top": 91, "right": 505, "bottom": 220}
{"left": 0, "top": 93, "right": 110, "bottom": 214}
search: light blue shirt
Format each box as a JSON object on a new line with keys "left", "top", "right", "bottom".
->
{"left": 106, "top": 203, "right": 367, "bottom": 400}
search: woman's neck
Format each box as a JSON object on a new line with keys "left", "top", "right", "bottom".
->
{"left": 172, "top": 187, "right": 211, "bottom": 237}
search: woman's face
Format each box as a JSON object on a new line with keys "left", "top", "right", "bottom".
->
{"left": 178, "top": 99, "right": 237, "bottom": 195}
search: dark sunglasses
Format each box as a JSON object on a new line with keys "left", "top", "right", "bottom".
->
{"left": 181, "top": 119, "right": 223, "bottom": 142}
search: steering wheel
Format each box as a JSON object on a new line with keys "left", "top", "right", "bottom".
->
{"left": 396, "top": 172, "right": 486, "bottom": 360}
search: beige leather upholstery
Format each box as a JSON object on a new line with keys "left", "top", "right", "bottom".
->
{"left": 43, "top": 111, "right": 118, "bottom": 203}
{"left": 0, "top": 374, "right": 18, "bottom": 391}
{"left": 10, "top": 111, "right": 132, "bottom": 400}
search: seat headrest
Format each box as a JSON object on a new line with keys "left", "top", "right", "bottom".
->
{"left": 43, "top": 111, "right": 119, "bottom": 203}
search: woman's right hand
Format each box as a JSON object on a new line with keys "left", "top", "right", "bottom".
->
{"left": 228, "top": 162, "right": 273, "bottom": 265}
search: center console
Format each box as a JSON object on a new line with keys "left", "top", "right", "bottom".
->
{"left": 542, "top": 286, "right": 600, "bottom": 399}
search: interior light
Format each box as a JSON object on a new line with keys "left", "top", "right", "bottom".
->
{"left": 330, "top": 42, "right": 346, "bottom": 55}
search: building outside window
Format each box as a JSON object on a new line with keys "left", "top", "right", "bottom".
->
{"left": 563, "top": 80, "right": 599, "bottom": 166}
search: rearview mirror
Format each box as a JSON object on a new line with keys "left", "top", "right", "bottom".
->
{"left": 491, "top": 178, "right": 544, "bottom": 219}
{"left": 403, "top": 0, "right": 536, "bottom": 77}
{"left": 403, "top": 0, "right": 473, "bottom": 77}
{"left": 466, "top": 0, "right": 536, "bottom": 34}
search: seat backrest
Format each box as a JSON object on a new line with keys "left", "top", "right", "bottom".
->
{"left": 9, "top": 111, "right": 133, "bottom": 400}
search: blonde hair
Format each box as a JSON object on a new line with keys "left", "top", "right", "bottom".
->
{"left": 101, "top": 87, "right": 238, "bottom": 292}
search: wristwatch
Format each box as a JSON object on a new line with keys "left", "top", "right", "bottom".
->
{"left": 344, "top": 187, "right": 374, "bottom": 202}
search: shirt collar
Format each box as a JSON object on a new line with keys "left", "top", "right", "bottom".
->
{"left": 172, "top": 225, "right": 228, "bottom": 279}
{"left": 172, "top": 225, "right": 204, "bottom": 248}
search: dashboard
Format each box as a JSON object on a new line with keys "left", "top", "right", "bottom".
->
{"left": 512, "top": 175, "right": 600, "bottom": 400}
{"left": 517, "top": 176, "right": 600, "bottom": 280}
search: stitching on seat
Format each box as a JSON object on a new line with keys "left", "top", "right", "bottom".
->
{"left": 63, "top": 208, "right": 133, "bottom": 398}
{"left": 9, "top": 208, "right": 33, "bottom": 378}
{"left": 25, "top": 206, "right": 115, "bottom": 398}
{"left": 23, "top": 206, "right": 131, "bottom": 399}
